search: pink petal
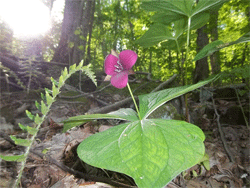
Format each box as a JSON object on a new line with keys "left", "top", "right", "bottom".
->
{"left": 104, "top": 54, "right": 118, "bottom": 75}
{"left": 119, "top": 50, "right": 137, "bottom": 70}
{"left": 110, "top": 71, "right": 128, "bottom": 89}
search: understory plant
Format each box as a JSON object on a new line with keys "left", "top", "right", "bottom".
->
{"left": 63, "top": 50, "right": 217, "bottom": 187}
{"left": 0, "top": 61, "right": 96, "bottom": 187}
{"left": 63, "top": 0, "right": 250, "bottom": 187}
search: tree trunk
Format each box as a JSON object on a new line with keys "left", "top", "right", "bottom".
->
{"left": 194, "top": 25, "right": 209, "bottom": 83}
{"left": 86, "top": 0, "right": 96, "bottom": 64}
{"left": 209, "top": 10, "right": 221, "bottom": 75}
{"left": 52, "top": 0, "right": 81, "bottom": 64}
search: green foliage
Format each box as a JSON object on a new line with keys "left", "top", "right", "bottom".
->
{"left": 0, "top": 61, "right": 96, "bottom": 187}
{"left": 136, "top": 0, "right": 229, "bottom": 48}
{"left": 64, "top": 76, "right": 217, "bottom": 187}
{"left": 193, "top": 32, "right": 250, "bottom": 61}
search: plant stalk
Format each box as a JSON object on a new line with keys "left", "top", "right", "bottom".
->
{"left": 127, "top": 83, "right": 141, "bottom": 120}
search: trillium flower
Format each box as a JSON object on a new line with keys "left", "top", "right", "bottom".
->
{"left": 104, "top": 49, "right": 137, "bottom": 89}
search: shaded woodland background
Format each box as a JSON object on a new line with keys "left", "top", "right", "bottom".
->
{"left": 0, "top": 0, "right": 249, "bottom": 91}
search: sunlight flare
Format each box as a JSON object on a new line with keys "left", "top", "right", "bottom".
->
{"left": 0, "top": 0, "right": 51, "bottom": 38}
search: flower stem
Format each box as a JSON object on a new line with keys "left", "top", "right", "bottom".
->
{"left": 127, "top": 83, "right": 141, "bottom": 120}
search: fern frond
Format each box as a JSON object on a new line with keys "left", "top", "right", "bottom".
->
{"left": 0, "top": 62, "right": 95, "bottom": 188}
{"left": 82, "top": 62, "right": 97, "bottom": 86}
{"left": 0, "top": 62, "right": 26, "bottom": 89}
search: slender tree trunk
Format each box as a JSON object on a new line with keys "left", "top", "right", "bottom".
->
{"left": 209, "top": 10, "right": 221, "bottom": 75}
{"left": 86, "top": 0, "right": 96, "bottom": 64}
{"left": 194, "top": 25, "right": 209, "bottom": 83}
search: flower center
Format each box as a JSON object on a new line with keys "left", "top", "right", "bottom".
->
{"left": 114, "top": 60, "right": 124, "bottom": 73}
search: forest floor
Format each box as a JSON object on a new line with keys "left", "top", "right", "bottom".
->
{"left": 0, "top": 80, "right": 249, "bottom": 188}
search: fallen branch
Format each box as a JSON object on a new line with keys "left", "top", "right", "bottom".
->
{"left": 151, "top": 74, "right": 177, "bottom": 93}
{"left": 211, "top": 97, "right": 235, "bottom": 163}
{"left": 87, "top": 97, "right": 137, "bottom": 114}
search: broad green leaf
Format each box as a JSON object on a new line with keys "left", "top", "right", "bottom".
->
{"left": 108, "top": 108, "right": 139, "bottom": 122}
{"left": 151, "top": 12, "right": 185, "bottom": 25}
{"left": 0, "top": 154, "right": 26, "bottom": 162}
{"left": 139, "top": 76, "right": 217, "bottom": 119}
{"left": 192, "top": 0, "right": 229, "bottom": 17}
{"left": 135, "top": 23, "right": 173, "bottom": 47}
{"left": 188, "top": 12, "right": 210, "bottom": 30}
{"left": 63, "top": 109, "right": 139, "bottom": 132}
{"left": 193, "top": 40, "right": 224, "bottom": 61}
{"left": 78, "top": 119, "right": 205, "bottom": 188}
{"left": 142, "top": 0, "right": 194, "bottom": 17}
{"left": 18, "top": 123, "right": 38, "bottom": 135}
{"left": 10, "top": 136, "right": 32, "bottom": 147}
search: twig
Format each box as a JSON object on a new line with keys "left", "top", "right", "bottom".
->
{"left": 211, "top": 97, "right": 235, "bottom": 163}
{"left": 88, "top": 97, "right": 137, "bottom": 114}
{"left": 234, "top": 88, "right": 248, "bottom": 127}
{"left": 151, "top": 74, "right": 177, "bottom": 93}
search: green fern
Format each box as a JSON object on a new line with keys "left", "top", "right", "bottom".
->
{"left": 0, "top": 61, "right": 96, "bottom": 188}
{"left": 0, "top": 62, "right": 26, "bottom": 89}
{"left": 82, "top": 62, "right": 97, "bottom": 86}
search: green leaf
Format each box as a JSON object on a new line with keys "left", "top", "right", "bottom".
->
{"left": 63, "top": 109, "right": 138, "bottom": 132}
{"left": 78, "top": 119, "right": 205, "bottom": 188}
{"left": 142, "top": 0, "right": 194, "bottom": 17}
{"left": 52, "top": 83, "right": 59, "bottom": 97}
{"left": 40, "top": 93, "right": 45, "bottom": 101}
{"left": 18, "top": 123, "right": 38, "bottom": 135}
{"left": 63, "top": 120, "right": 89, "bottom": 133}
{"left": 69, "top": 64, "right": 76, "bottom": 74}
{"left": 135, "top": 23, "right": 173, "bottom": 47}
{"left": 58, "top": 75, "right": 64, "bottom": 88}
{"left": 62, "top": 67, "right": 68, "bottom": 79}
{"left": 74, "top": 29, "right": 81, "bottom": 35}
{"left": 193, "top": 32, "right": 250, "bottom": 61}
{"left": 0, "top": 154, "right": 26, "bottom": 162}
{"left": 192, "top": 0, "right": 229, "bottom": 17}
{"left": 139, "top": 76, "right": 217, "bottom": 119}
{"left": 151, "top": 12, "right": 185, "bottom": 25}
{"left": 51, "top": 77, "right": 59, "bottom": 86}
{"left": 193, "top": 40, "right": 224, "bottom": 61}
{"left": 45, "top": 91, "right": 54, "bottom": 105}
{"left": 82, "top": 64, "right": 97, "bottom": 86}
{"left": 231, "top": 31, "right": 250, "bottom": 45}
{"left": 10, "top": 136, "right": 32, "bottom": 147}
{"left": 26, "top": 110, "right": 34, "bottom": 121}
{"left": 108, "top": 108, "right": 139, "bottom": 122}
{"left": 34, "top": 114, "right": 42, "bottom": 125}
{"left": 40, "top": 100, "right": 48, "bottom": 115}
{"left": 78, "top": 45, "right": 85, "bottom": 51}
